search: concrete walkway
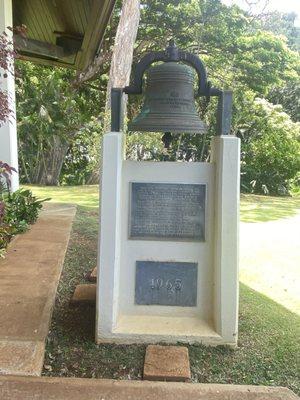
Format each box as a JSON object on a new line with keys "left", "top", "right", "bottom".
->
{"left": 0, "top": 203, "right": 76, "bottom": 376}
{"left": 0, "top": 376, "right": 298, "bottom": 400}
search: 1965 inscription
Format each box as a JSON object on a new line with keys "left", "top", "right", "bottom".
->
{"left": 135, "top": 261, "right": 198, "bottom": 307}
{"left": 129, "top": 182, "right": 206, "bottom": 241}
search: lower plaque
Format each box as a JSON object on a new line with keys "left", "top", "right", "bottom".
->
{"left": 135, "top": 261, "right": 198, "bottom": 307}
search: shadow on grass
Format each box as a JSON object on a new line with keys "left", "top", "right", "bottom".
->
{"left": 190, "top": 284, "right": 299, "bottom": 393}
{"left": 240, "top": 194, "right": 300, "bottom": 223}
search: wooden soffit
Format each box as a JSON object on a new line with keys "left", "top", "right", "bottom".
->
{"left": 12, "top": 0, "right": 115, "bottom": 70}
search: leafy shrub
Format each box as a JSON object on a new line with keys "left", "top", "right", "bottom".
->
{"left": 0, "top": 223, "right": 14, "bottom": 258}
{"left": 0, "top": 162, "right": 17, "bottom": 253}
{"left": 0, "top": 162, "right": 48, "bottom": 257}
{"left": 0, "top": 161, "right": 14, "bottom": 258}
{"left": 2, "top": 189, "right": 48, "bottom": 232}
{"left": 289, "top": 171, "right": 300, "bottom": 195}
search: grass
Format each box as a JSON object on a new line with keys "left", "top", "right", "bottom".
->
{"left": 240, "top": 193, "right": 300, "bottom": 223}
{"left": 43, "top": 206, "right": 145, "bottom": 380}
{"left": 26, "top": 184, "right": 300, "bottom": 223}
{"left": 25, "top": 185, "right": 300, "bottom": 393}
{"left": 42, "top": 205, "right": 300, "bottom": 393}
{"left": 25, "top": 185, "right": 99, "bottom": 210}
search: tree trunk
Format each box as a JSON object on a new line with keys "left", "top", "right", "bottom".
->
{"left": 35, "top": 135, "right": 69, "bottom": 185}
{"left": 105, "top": 0, "right": 141, "bottom": 121}
{"left": 87, "top": 0, "right": 140, "bottom": 184}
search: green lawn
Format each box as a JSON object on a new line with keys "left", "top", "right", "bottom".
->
{"left": 25, "top": 185, "right": 99, "bottom": 210}
{"left": 26, "top": 184, "right": 300, "bottom": 222}
{"left": 240, "top": 193, "right": 300, "bottom": 222}
{"left": 25, "top": 185, "right": 300, "bottom": 393}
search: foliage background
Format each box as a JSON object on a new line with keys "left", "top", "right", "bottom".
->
{"left": 15, "top": 0, "right": 300, "bottom": 194}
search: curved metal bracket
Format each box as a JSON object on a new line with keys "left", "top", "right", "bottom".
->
{"left": 124, "top": 40, "right": 221, "bottom": 98}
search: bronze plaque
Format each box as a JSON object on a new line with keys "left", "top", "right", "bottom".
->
{"left": 130, "top": 182, "right": 205, "bottom": 241}
{"left": 135, "top": 261, "right": 198, "bottom": 307}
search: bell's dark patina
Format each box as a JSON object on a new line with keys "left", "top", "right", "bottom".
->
{"left": 111, "top": 41, "right": 232, "bottom": 135}
{"left": 128, "top": 62, "right": 207, "bottom": 134}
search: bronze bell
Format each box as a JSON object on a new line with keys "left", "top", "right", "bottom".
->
{"left": 128, "top": 62, "right": 207, "bottom": 134}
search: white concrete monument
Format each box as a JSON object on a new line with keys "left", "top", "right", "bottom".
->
{"left": 96, "top": 42, "right": 240, "bottom": 346}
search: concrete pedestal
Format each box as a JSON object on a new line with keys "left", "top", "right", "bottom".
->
{"left": 96, "top": 132, "right": 240, "bottom": 346}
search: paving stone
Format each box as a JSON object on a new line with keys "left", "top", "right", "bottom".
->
{"left": 0, "top": 340, "right": 45, "bottom": 376}
{"left": 0, "top": 376, "right": 298, "bottom": 400}
{"left": 143, "top": 345, "right": 191, "bottom": 382}
{"left": 70, "top": 284, "right": 96, "bottom": 306}
{"left": 0, "top": 203, "right": 76, "bottom": 376}
{"left": 88, "top": 266, "right": 97, "bottom": 282}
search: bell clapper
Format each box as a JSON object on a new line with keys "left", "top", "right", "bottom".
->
{"left": 162, "top": 132, "right": 172, "bottom": 149}
{"left": 162, "top": 131, "right": 173, "bottom": 160}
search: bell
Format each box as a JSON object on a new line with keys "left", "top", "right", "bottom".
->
{"left": 128, "top": 62, "right": 207, "bottom": 134}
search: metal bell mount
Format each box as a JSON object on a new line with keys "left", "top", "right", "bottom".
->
{"left": 110, "top": 40, "right": 232, "bottom": 136}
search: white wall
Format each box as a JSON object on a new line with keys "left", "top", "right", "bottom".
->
{"left": 0, "top": 0, "right": 19, "bottom": 191}
{"left": 119, "top": 160, "right": 214, "bottom": 321}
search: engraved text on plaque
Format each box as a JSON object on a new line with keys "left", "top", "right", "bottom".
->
{"left": 130, "top": 182, "right": 206, "bottom": 241}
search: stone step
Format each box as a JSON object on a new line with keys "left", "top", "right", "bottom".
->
{"left": 88, "top": 266, "right": 97, "bottom": 282}
{"left": 0, "top": 375, "right": 298, "bottom": 400}
{"left": 143, "top": 345, "right": 191, "bottom": 382}
{"left": 70, "top": 284, "right": 96, "bottom": 306}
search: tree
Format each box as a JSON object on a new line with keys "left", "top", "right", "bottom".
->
{"left": 257, "top": 11, "right": 300, "bottom": 51}
{"left": 16, "top": 62, "right": 103, "bottom": 185}
{"left": 127, "top": 1, "right": 300, "bottom": 150}
{"left": 14, "top": 0, "right": 300, "bottom": 193}
{"left": 238, "top": 97, "right": 300, "bottom": 194}
{"left": 268, "top": 82, "right": 300, "bottom": 123}
{"left": 105, "top": 0, "right": 140, "bottom": 124}
{"left": 87, "top": 0, "right": 141, "bottom": 183}
{"left": 232, "top": 31, "right": 299, "bottom": 95}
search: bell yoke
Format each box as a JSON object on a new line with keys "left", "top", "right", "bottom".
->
{"left": 111, "top": 40, "right": 232, "bottom": 137}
